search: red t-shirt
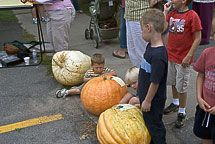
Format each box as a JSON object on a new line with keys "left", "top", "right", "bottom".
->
{"left": 166, "top": 9, "right": 202, "bottom": 64}
{"left": 193, "top": 47, "right": 215, "bottom": 107}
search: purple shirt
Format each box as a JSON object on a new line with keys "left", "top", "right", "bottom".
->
{"left": 122, "top": 0, "right": 125, "bottom": 8}
{"left": 45, "top": 0, "right": 74, "bottom": 11}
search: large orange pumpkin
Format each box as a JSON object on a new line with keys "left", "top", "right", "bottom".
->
{"left": 97, "top": 104, "right": 151, "bottom": 144}
{"left": 80, "top": 75, "right": 128, "bottom": 115}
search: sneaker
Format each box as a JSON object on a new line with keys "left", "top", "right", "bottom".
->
{"left": 32, "top": 18, "right": 37, "bottom": 24}
{"left": 163, "top": 103, "right": 179, "bottom": 115}
{"left": 175, "top": 113, "right": 186, "bottom": 128}
{"left": 56, "top": 88, "right": 68, "bottom": 98}
{"left": 41, "top": 17, "right": 47, "bottom": 22}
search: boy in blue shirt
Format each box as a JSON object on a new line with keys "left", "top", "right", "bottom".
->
{"left": 138, "top": 9, "right": 168, "bottom": 144}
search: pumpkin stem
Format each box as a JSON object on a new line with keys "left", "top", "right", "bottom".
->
{"left": 103, "top": 76, "right": 107, "bottom": 80}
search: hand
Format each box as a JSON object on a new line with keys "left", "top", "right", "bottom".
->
{"left": 198, "top": 98, "right": 211, "bottom": 112}
{"left": 206, "top": 106, "right": 215, "bottom": 115}
{"left": 164, "top": 2, "right": 172, "bottom": 14}
{"left": 141, "top": 100, "right": 151, "bottom": 112}
{"left": 181, "top": 55, "right": 191, "bottom": 68}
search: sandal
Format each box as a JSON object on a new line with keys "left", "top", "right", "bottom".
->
{"left": 77, "top": 10, "right": 84, "bottom": 14}
{"left": 112, "top": 50, "right": 126, "bottom": 59}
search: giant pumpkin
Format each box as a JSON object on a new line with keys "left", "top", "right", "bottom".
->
{"left": 97, "top": 104, "right": 151, "bottom": 144}
{"left": 52, "top": 51, "right": 91, "bottom": 86}
{"left": 80, "top": 75, "right": 128, "bottom": 115}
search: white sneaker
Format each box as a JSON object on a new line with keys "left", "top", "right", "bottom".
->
{"left": 56, "top": 89, "right": 68, "bottom": 98}
{"left": 41, "top": 17, "right": 47, "bottom": 22}
{"left": 32, "top": 18, "right": 37, "bottom": 24}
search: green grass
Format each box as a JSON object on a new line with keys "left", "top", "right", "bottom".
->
{"left": 0, "top": 10, "right": 18, "bottom": 21}
{"left": 41, "top": 53, "right": 53, "bottom": 75}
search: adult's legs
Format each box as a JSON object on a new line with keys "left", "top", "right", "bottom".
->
{"left": 71, "top": 0, "right": 80, "bottom": 11}
{"left": 113, "top": 7, "right": 127, "bottom": 58}
{"left": 46, "top": 8, "right": 75, "bottom": 52}
{"left": 126, "top": 21, "right": 148, "bottom": 66}
{"left": 193, "top": 2, "right": 214, "bottom": 44}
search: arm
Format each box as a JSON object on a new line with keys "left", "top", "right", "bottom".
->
{"left": 119, "top": 92, "right": 135, "bottom": 104}
{"left": 196, "top": 73, "right": 211, "bottom": 112}
{"left": 103, "top": 69, "right": 117, "bottom": 76}
{"left": 83, "top": 77, "right": 92, "bottom": 83}
{"left": 182, "top": 30, "right": 201, "bottom": 68}
{"left": 163, "top": 2, "right": 171, "bottom": 17}
{"left": 141, "top": 82, "right": 159, "bottom": 112}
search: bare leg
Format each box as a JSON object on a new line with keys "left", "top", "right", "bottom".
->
{"left": 172, "top": 85, "right": 179, "bottom": 99}
{"left": 178, "top": 92, "right": 187, "bottom": 108}
{"left": 31, "top": 7, "right": 36, "bottom": 18}
{"left": 67, "top": 88, "right": 81, "bottom": 95}
{"left": 202, "top": 139, "right": 212, "bottom": 144}
{"left": 38, "top": 5, "right": 45, "bottom": 18}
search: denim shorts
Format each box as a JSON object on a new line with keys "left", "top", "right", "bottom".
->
{"left": 193, "top": 105, "right": 215, "bottom": 142}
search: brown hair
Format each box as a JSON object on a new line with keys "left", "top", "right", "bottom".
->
{"left": 141, "top": 8, "right": 165, "bottom": 33}
{"left": 91, "top": 53, "right": 105, "bottom": 65}
{"left": 185, "top": 0, "right": 192, "bottom": 6}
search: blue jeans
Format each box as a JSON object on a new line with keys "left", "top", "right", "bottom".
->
{"left": 71, "top": 0, "right": 80, "bottom": 11}
{"left": 120, "top": 8, "right": 127, "bottom": 49}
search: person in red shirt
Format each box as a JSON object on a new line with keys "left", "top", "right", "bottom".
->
{"left": 163, "top": 0, "right": 202, "bottom": 128}
{"left": 193, "top": 47, "right": 215, "bottom": 144}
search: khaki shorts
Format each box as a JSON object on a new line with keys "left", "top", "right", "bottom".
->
{"left": 167, "top": 61, "right": 191, "bottom": 93}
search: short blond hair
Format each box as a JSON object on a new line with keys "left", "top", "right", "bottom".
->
{"left": 141, "top": 8, "right": 165, "bottom": 33}
{"left": 125, "top": 66, "right": 139, "bottom": 85}
{"left": 91, "top": 53, "right": 105, "bottom": 65}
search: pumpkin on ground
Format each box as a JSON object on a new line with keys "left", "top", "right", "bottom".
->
{"left": 52, "top": 51, "right": 91, "bottom": 86}
{"left": 97, "top": 104, "right": 151, "bottom": 144}
{"left": 80, "top": 75, "right": 128, "bottom": 115}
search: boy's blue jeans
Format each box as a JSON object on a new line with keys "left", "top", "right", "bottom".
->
{"left": 142, "top": 101, "right": 166, "bottom": 144}
{"left": 120, "top": 8, "right": 127, "bottom": 49}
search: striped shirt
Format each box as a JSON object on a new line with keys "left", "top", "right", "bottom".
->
{"left": 85, "top": 67, "right": 112, "bottom": 78}
{"left": 124, "top": 0, "right": 150, "bottom": 21}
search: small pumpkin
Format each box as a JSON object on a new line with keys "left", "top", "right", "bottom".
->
{"left": 97, "top": 104, "right": 151, "bottom": 144}
{"left": 80, "top": 75, "right": 128, "bottom": 115}
{"left": 52, "top": 51, "right": 91, "bottom": 86}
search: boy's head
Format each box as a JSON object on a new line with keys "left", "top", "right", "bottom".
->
{"left": 125, "top": 66, "right": 139, "bottom": 90}
{"left": 140, "top": 8, "right": 165, "bottom": 42}
{"left": 91, "top": 53, "right": 105, "bottom": 74}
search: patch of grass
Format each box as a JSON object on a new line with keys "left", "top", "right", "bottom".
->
{"left": 41, "top": 53, "right": 53, "bottom": 75}
{"left": 22, "top": 29, "right": 35, "bottom": 42}
{"left": 0, "top": 10, "right": 18, "bottom": 21}
{"left": 79, "top": 0, "right": 91, "bottom": 16}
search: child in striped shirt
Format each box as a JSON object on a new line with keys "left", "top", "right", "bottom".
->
{"left": 56, "top": 53, "right": 117, "bottom": 98}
